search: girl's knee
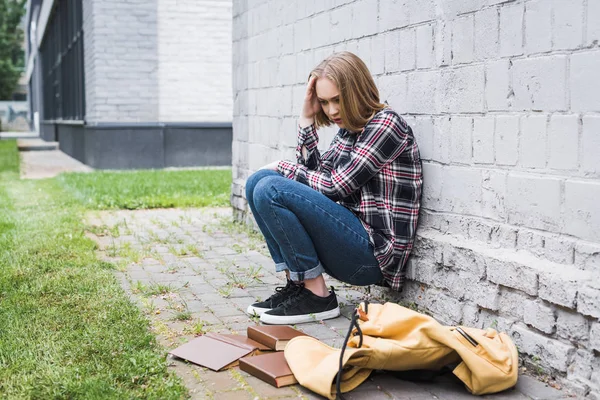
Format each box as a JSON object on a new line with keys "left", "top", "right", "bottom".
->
{"left": 253, "top": 176, "right": 282, "bottom": 207}
{"left": 246, "top": 170, "right": 279, "bottom": 199}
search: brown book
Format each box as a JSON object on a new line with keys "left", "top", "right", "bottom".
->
{"left": 247, "top": 325, "right": 309, "bottom": 351}
{"left": 239, "top": 351, "right": 298, "bottom": 387}
{"left": 169, "top": 332, "right": 270, "bottom": 371}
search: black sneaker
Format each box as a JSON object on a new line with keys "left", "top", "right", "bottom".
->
{"left": 246, "top": 280, "right": 300, "bottom": 316}
{"left": 259, "top": 285, "right": 340, "bottom": 325}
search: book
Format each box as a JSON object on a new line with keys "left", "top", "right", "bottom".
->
{"left": 169, "top": 332, "right": 271, "bottom": 371}
{"left": 239, "top": 351, "right": 298, "bottom": 388}
{"left": 247, "top": 325, "right": 309, "bottom": 351}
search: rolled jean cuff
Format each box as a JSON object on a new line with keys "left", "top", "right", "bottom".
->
{"left": 275, "top": 262, "right": 288, "bottom": 273}
{"left": 288, "top": 262, "right": 326, "bottom": 282}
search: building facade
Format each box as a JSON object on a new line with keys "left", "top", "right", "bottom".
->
{"left": 25, "top": 0, "right": 233, "bottom": 169}
{"left": 231, "top": 0, "right": 600, "bottom": 396}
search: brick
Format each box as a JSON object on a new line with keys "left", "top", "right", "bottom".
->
{"left": 310, "top": 13, "right": 331, "bottom": 48}
{"left": 439, "top": 0, "right": 480, "bottom": 16}
{"left": 591, "top": 323, "right": 600, "bottom": 352}
{"left": 578, "top": 283, "right": 600, "bottom": 319}
{"left": 523, "top": 300, "right": 556, "bottom": 334}
{"left": 406, "top": 70, "right": 439, "bottom": 114}
{"left": 378, "top": 73, "right": 407, "bottom": 112}
{"left": 474, "top": 7, "right": 499, "bottom": 60}
{"left": 370, "top": 35, "right": 385, "bottom": 75}
{"left": 435, "top": 21, "right": 451, "bottom": 66}
{"left": 588, "top": 0, "right": 600, "bottom": 47}
{"left": 574, "top": 243, "right": 600, "bottom": 273}
{"left": 556, "top": 309, "right": 589, "bottom": 342}
{"left": 380, "top": 0, "right": 409, "bottom": 31}
{"left": 495, "top": 115, "right": 519, "bottom": 166}
{"left": 351, "top": 0, "right": 378, "bottom": 38}
{"left": 421, "top": 163, "right": 443, "bottom": 210}
{"left": 294, "top": 19, "right": 311, "bottom": 52}
{"left": 464, "top": 280, "right": 500, "bottom": 311}
{"left": 432, "top": 117, "right": 451, "bottom": 163}
{"left": 571, "top": 51, "right": 600, "bottom": 112}
{"left": 524, "top": 0, "right": 552, "bottom": 54}
{"left": 499, "top": 2, "right": 524, "bottom": 56}
{"left": 506, "top": 173, "right": 561, "bottom": 231}
{"left": 412, "top": 117, "right": 434, "bottom": 161}
{"left": 519, "top": 114, "right": 547, "bottom": 168}
{"left": 564, "top": 180, "right": 600, "bottom": 243}
{"left": 330, "top": 5, "right": 352, "bottom": 43}
{"left": 452, "top": 15, "right": 474, "bottom": 64}
{"left": 552, "top": 0, "right": 584, "bottom": 50}
{"left": 497, "top": 288, "right": 528, "bottom": 319}
{"left": 485, "top": 59, "right": 509, "bottom": 111}
{"left": 548, "top": 115, "right": 579, "bottom": 170}
{"left": 582, "top": 116, "right": 600, "bottom": 174}
{"left": 539, "top": 272, "right": 579, "bottom": 308}
{"left": 512, "top": 55, "right": 567, "bottom": 111}
{"left": 440, "top": 65, "right": 484, "bottom": 113}
{"left": 383, "top": 31, "right": 401, "bottom": 73}
{"left": 481, "top": 170, "right": 507, "bottom": 221}
{"left": 415, "top": 24, "right": 434, "bottom": 69}
{"left": 407, "top": 0, "right": 435, "bottom": 25}
{"left": 511, "top": 324, "right": 576, "bottom": 372}
{"left": 569, "top": 350, "right": 594, "bottom": 381}
{"left": 449, "top": 116, "right": 472, "bottom": 164}
{"left": 424, "top": 288, "right": 464, "bottom": 325}
{"left": 399, "top": 28, "right": 416, "bottom": 71}
{"left": 473, "top": 116, "right": 494, "bottom": 164}
{"left": 441, "top": 167, "right": 483, "bottom": 216}
{"left": 488, "top": 259, "right": 538, "bottom": 296}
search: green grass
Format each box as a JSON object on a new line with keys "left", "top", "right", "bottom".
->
{"left": 58, "top": 168, "right": 232, "bottom": 209}
{"left": 0, "top": 141, "right": 191, "bottom": 399}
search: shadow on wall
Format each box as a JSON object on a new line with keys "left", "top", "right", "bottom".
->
{"left": 0, "top": 101, "right": 30, "bottom": 131}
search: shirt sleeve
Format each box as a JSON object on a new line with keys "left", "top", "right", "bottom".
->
{"left": 277, "top": 111, "right": 410, "bottom": 202}
{"left": 296, "top": 124, "right": 320, "bottom": 169}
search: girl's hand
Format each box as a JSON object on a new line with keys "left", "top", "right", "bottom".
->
{"left": 300, "top": 76, "right": 320, "bottom": 127}
{"left": 259, "top": 161, "right": 280, "bottom": 171}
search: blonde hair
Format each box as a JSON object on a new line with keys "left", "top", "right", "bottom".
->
{"left": 309, "top": 52, "right": 386, "bottom": 132}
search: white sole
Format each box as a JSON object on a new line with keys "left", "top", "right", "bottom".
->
{"left": 259, "top": 307, "right": 341, "bottom": 325}
{"left": 246, "top": 305, "right": 271, "bottom": 316}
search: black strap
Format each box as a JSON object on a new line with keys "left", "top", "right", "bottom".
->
{"left": 336, "top": 301, "right": 368, "bottom": 399}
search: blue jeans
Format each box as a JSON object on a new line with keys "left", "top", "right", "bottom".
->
{"left": 245, "top": 169, "right": 383, "bottom": 285}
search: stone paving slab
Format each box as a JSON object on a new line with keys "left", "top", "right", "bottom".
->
{"left": 20, "top": 149, "right": 93, "bottom": 179}
{"left": 85, "top": 207, "right": 574, "bottom": 400}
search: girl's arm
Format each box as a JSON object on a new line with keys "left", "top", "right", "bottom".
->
{"left": 278, "top": 110, "right": 411, "bottom": 202}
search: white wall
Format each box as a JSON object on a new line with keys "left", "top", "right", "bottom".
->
{"left": 231, "top": 0, "right": 600, "bottom": 396}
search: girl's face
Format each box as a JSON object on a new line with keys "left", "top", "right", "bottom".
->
{"left": 315, "top": 77, "right": 344, "bottom": 128}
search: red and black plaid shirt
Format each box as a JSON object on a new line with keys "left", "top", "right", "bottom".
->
{"left": 277, "top": 108, "right": 423, "bottom": 291}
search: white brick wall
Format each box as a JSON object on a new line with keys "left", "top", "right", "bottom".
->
{"left": 83, "top": 0, "right": 231, "bottom": 123}
{"left": 231, "top": 0, "right": 600, "bottom": 395}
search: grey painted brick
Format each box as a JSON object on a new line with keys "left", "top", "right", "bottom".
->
{"left": 351, "top": 0, "right": 378, "bottom": 38}
{"left": 519, "top": 114, "right": 547, "bottom": 168}
{"left": 415, "top": 24, "right": 434, "bottom": 69}
{"left": 499, "top": 2, "right": 524, "bottom": 56}
{"left": 495, "top": 115, "right": 519, "bottom": 166}
{"left": 577, "top": 283, "right": 600, "bottom": 319}
{"left": 380, "top": 0, "right": 409, "bottom": 31}
{"left": 406, "top": 70, "right": 439, "bottom": 114}
{"left": 440, "top": 65, "right": 484, "bottom": 113}
{"left": 506, "top": 173, "right": 561, "bottom": 232}
{"left": 488, "top": 258, "right": 538, "bottom": 296}
{"left": 548, "top": 115, "right": 579, "bottom": 171}
{"left": 574, "top": 242, "right": 600, "bottom": 273}
{"left": 512, "top": 55, "right": 567, "bottom": 112}
{"left": 552, "top": 0, "right": 584, "bottom": 50}
{"left": 570, "top": 349, "right": 595, "bottom": 382}
{"left": 473, "top": 116, "right": 494, "bottom": 164}
{"left": 407, "top": 0, "right": 435, "bottom": 25}
{"left": 588, "top": 0, "right": 600, "bottom": 47}
{"left": 449, "top": 116, "right": 472, "bottom": 164}
{"left": 511, "top": 324, "right": 576, "bottom": 372}
{"left": 525, "top": 0, "right": 552, "bottom": 54}
{"left": 582, "top": 116, "right": 600, "bottom": 174}
{"left": 590, "top": 323, "right": 600, "bottom": 352}
{"left": 399, "top": 28, "right": 416, "bottom": 71}
{"left": 485, "top": 59, "right": 509, "bottom": 111}
{"left": 556, "top": 309, "right": 589, "bottom": 342}
{"left": 435, "top": 21, "right": 451, "bottom": 66}
{"left": 441, "top": 167, "right": 483, "bottom": 216}
{"left": 481, "top": 170, "right": 507, "bottom": 221}
{"left": 383, "top": 31, "right": 401, "bottom": 73}
{"left": 571, "top": 51, "right": 600, "bottom": 112}
{"left": 452, "top": 15, "right": 474, "bottom": 65}
{"left": 523, "top": 300, "right": 556, "bottom": 334}
{"left": 539, "top": 272, "right": 579, "bottom": 308}
{"left": 564, "top": 180, "right": 600, "bottom": 243}
{"left": 474, "top": 7, "right": 498, "bottom": 60}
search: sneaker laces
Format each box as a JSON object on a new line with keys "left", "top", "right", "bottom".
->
{"left": 277, "top": 282, "right": 307, "bottom": 309}
{"left": 265, "top": 279, "right": 298, "bottom": 303}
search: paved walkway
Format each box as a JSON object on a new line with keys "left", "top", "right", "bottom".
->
{"left": 85, "top": 207, "right": 571, "bottom": 400}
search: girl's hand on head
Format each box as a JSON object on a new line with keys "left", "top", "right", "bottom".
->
{"left": 300, "top": 76, "right": 321, "bottom": 127}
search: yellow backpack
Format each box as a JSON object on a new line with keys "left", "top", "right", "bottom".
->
{"left": 285, "top": 302, "right": 518, "bottom": 399}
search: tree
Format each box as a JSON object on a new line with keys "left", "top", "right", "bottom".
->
{"left": 0, "top": 0, "right": 27, "bottom": 100}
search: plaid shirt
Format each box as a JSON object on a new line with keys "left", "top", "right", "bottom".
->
{"left": 277, "top": 108, "right": 423, "bottom": 291}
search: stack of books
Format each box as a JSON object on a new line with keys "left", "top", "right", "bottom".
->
{"left": 169, "top": 325, "right": 309, "bottom": 388}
